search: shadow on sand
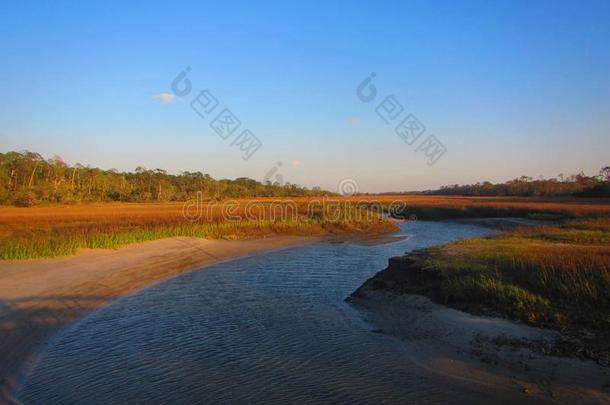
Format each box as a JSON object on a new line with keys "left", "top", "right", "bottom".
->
{"left": 0, "top": 294, "right": 112, "bottom": 404}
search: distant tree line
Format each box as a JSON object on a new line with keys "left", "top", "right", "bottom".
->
{"left": 0, "top": 151, "right": 328, "bottom": 206}
{"left": 427, "top": 167, "right": 610, "bottom": 197}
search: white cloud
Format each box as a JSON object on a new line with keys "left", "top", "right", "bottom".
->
{"left": 152, "top": 92, "right": 175, "bottom": 104}
{"left": 348, "top": 116, "right": 363, "bottom": 125}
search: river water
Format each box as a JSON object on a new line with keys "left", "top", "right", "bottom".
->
{"left": 18, "top": 221, "right": 498, "bottom": 404}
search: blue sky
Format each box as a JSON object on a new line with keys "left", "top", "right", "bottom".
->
{"left": 1, "top": 0, "right": 609, "bottom": 192}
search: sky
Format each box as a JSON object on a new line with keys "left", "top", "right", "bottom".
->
{"left": 1, "top": 0, "right": 609, "bottom": 193}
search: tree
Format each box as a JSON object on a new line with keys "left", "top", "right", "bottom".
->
{"left": 0, "top": 150, "right": 325, "bottom": 205}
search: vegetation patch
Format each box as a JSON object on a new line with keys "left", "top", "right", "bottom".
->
{"left": 352, "top": 218, "right": 610, "bottom": 365}
{"left": 0, "top": 201, "right": 397, "bottom": 260}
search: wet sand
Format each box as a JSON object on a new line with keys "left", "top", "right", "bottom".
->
{"left": 348, "top": 290, "right": 610, "bottom": 404}
{"left": 0, "top": 235, "right": 320, "bottom": 404}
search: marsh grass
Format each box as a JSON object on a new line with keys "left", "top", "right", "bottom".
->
{"left": 2, "top": 195, "right": 610, "bottom": 261}
{"left": 0, "top": 201, "right": 396, "bottom": 260}
{"left": 423, "top": 219, "right": 610, "bottom": 330}
{"left": 361, "top": 195, "right": 610, "bottom": 219}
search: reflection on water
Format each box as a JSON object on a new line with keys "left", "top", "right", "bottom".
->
{"left": 19, "top": 221, "right": 498, "bottom": 404}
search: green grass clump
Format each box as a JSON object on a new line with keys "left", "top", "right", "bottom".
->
{"left": 420, "top": 220, "right": 610, "bottom": 329}
{"left": 440, "top": 272, "right": 552, "bottom": 321}
{"left": 0, "top": 208, "right": 396, "bottom": 260}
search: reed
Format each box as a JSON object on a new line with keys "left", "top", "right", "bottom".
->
{"left": 423, "top": 218, "right": 610, "bottom": 329}
{"left": 2, "top": 195, "right": 609, "bottom": 260}
{"left": 0, "top": 200, "right": 396, "bottom": 260}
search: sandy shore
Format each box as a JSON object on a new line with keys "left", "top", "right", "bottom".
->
{"left": 0, "top": 235, "right": 319, "bottom": 403}
{"left": 348, "top": 288, "right": 610, "bottom": 404}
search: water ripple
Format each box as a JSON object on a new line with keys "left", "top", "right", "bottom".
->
{"left": 18, "top": 221, "right": 497, "bottom": 404}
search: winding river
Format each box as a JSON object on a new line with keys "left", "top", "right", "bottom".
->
{"left": 18, "top": 221, "right": 499, "bottom": 404}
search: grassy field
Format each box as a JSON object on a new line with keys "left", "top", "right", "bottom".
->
{"left": 427, "top": 218, "right": 610, "bottom": 326}
{"left": 2, "top": 195, "right": 610, "bottom": 260}
{"left": 0, "top": 199, "right": 399, "bottom": 260}
{"left": 372, "top": 195, "right": 610, "bottom": 219}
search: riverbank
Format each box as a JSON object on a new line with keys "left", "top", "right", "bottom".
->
{"left": 348, "top": 217, "right": 610, "bottom": 402}
{"left": 0, "top": 235, "right": 321, "bottom": 403}
{"left": 348, "top": 290, "right": 610, "bottom": 403}
{"left": 0, "top": 201, "right": 397, "bottom": 260}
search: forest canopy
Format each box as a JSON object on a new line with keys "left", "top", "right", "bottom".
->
{"left": 0, "top": 151, "right": 328, "bottom": 206}
{"left": 1, "top": 151, "right": 608, "bottom": 206}
{"left": 425, "top": 168, "right": 610, "bottom": 197}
